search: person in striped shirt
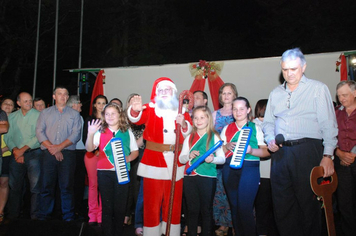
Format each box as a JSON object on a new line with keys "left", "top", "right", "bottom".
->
{"left": 262, "top": 48, "right": 338, "bottom": 236}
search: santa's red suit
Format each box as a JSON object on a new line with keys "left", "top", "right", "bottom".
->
{"left": 128, "top": 77, "right": 192, "bottom": 236}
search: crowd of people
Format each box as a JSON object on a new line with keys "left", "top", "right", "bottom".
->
{"left": 0, "top": 47, "right": 355, "bottom": 236}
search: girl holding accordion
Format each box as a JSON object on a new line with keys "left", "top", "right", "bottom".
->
{"left": 220, "top": 97, "right": 269, "bottom": 236}
{"left": 179, "top": 106, "right": 225, "bottom": 236}
{"left": 86, "top": 103, "right": 138, "bottom": 236}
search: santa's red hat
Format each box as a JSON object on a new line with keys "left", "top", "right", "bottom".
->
{"left": 150, "top": 77, "right": 177, "bottom": 102}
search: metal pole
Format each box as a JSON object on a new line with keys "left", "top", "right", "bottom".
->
{"left": 33, "top": 0, "right": 41, "bottom": 98}
{"left": 52, "top": 0, "right": 59, "bottom": 104}
{"left": 77, "top": 0, "right": 84, "bottom": 95}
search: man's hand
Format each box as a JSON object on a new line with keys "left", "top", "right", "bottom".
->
{"left": 176, "top": 114, "right": 186, "bottom": 129}
{"left": 48, "top": 144, "right": 63, "bottom": 156}
{"left": 15, "top": 155, "right": 25, "bottom": 164}
{"left": 320, "top": 156, "right": 334, "bottom": 177}
{"left": 337, "top": 149, "right": 355, "bottom": 166}
{"left": 131, "top": 95, "right": 143, "bottom": 112}
{"left": 54, "top": 152, "right": 64, "bottom": 161}
{"left": 267, "top": 139, "right": 280, "bottom": 152}
{"left": 13, "top": 147, "right": 25, "bottom": 159}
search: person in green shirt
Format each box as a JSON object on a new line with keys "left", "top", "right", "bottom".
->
{"left": 4, "top": 92, "right": 41, "bottom": 220}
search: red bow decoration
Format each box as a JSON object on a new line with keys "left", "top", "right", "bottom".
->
{"left": 189, "top": 60, "right": 225, "bottom": 110}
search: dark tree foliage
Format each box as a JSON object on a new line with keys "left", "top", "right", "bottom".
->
{"left": 0, "top": 0, "right": 355, "bottom": 109}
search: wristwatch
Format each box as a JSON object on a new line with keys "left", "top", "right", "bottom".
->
{"left": 323, "top": 155, "right": 334, "bottom": 160}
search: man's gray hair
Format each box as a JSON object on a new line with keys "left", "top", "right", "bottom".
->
{"left": 67, "top": 95, "right": 80, "bottom": 108}
{"left": 336, "top": 80, "right": 356, "bottom": 91}
{"left": 53, "top": 86, "right": 69, "bottom": 95}
{"left": 281, "top": 48, "right": 306, "bottom": 67}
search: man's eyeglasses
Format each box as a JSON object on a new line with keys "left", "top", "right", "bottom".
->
{"left": 157, "top": 88, "right": 172, "bottom": 94}
{"left": 286, "top": 93, "right": 291, "bottom": 109}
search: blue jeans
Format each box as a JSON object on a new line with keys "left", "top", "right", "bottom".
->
{"left": 223, "top": 159, "right": 260, "bottom": 236}
{"left": 37, "top": 149, "right": 76, "bottom": 221}
{"left": 135, "top": 178, "right": 144, "bottom": 228}
{"left": 8, "top": 149, "right": 42, "bottom": 219}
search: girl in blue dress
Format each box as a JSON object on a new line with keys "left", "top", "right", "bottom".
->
{"left": 212, "top": 83, "right": 237, "bottom": 235}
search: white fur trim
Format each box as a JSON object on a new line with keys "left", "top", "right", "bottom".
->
{"left": 182, "top": 120, "right": 192, "bottom": 138}
{"left": 155, "top": 104, "right": 177, "bottom": 119}
{"left": 137, "top": 163, "right": 184, "bottom": 181}
{"left": 127, "top": 105, "right": 142, "bottom": 123}
{"left": 143, "top": 225, "right": 160, "bottom": 236}
{"left": 156, "top": 80, "right": 177, "bottom": 93}
{"left": 160, "top": 221, "right": 181, "bottom": 236}
{"left": 176, "top": 165, "right": 185, "bottom": 180}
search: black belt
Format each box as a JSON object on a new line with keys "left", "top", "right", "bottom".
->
{"left": 24, "top": 148, "right": 40, "bottom": 153}
{"left": 282, "top": 138, "right": 314, "bottom": 146}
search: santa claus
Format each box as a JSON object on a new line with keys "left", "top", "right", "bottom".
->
{"left": 128, "top": 77, "right": 192, "bottom": 236}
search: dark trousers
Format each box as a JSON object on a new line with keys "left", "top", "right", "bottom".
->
{"left": 37, "top": 150, "right": 76, "bottom": 221}
{"left": 223, "top": 160, "right": 260, "bottom": 236}
{"left": 334, "top": 156, "right": 356, "bottom": 236}
{"left": 254, "top": 178, "right": 279, "bottom": 236}
{"left": 98, "top": 170, "right": 129, "bottom": 236}
{"left": 8, "top": 149, "right": 42, "bottom": 219}
{"left": 183, "top": 175, "right": 216, "bottom": 236}
{"left": 74, "top": 149, "right": 86, "bottom": 216}
{"left": 271, "top": 139, "right": 323, "bottom": 236}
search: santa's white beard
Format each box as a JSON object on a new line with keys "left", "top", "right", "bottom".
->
{"left": 155, "top": 93, "right": 179, "bottom": 110}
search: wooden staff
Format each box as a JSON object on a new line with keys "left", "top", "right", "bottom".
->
{"left": 165, "top": 90, "right": 193, "bottom": 236}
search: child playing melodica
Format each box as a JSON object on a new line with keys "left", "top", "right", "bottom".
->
{"left": 179, "top": 106, "right": 225, "bottom": 236}
{"left": 86, "top": 103, "right": 139, "bottom": 236}
{"left": 221, "top": 97, "right": 269, "bottom": 236}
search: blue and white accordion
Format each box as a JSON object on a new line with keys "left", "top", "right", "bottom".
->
{"left": 110, "top": 137, "right": 130, "bottom": 184}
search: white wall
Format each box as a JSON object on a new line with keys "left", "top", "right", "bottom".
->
{"left": 103, "top": 51, "right": 347, "bottom": 113}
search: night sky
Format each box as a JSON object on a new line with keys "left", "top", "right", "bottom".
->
{"left": 0, "top": 0, "right": 355, "bottom": 113}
